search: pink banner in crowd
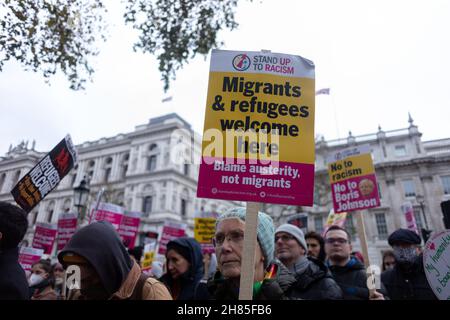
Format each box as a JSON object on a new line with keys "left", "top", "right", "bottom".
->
{"left": 90, "top": 202, "right": 124, "bottom": 231}
{"left": 401, "top": 202, "right": 419, "bottom": 234}
{"left": 19, "top": 247, "right": 44, "bottom": 272}
{"left": 32, "top": 222, "right": 57, "bottom": 254}
{"left": 158, "top": 221, "right": 187, "bottom": 255}
{"left": 57, "top": 212, "right": 78, "bottom": 251}
{"left": 118, "top": 211, "right": 142, "bottom": 249}
{"left": 197, "top": 157, "right": 314, "bottom": 206}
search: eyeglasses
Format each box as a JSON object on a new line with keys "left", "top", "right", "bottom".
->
{"left": 213, "top": 230, "right": 244, "bottom": 247}
{"left": 275, "top": 234, "right": 296, "bottom": 242}
{"left": 325, "top": 237, "right": 348, "bottom": 244}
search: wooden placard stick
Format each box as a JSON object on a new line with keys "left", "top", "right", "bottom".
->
{"left": 239, "top": 202, "right": 261, "bottom": 300}
{"left": 355, "top": 210, "right": 376, "bottom": 296}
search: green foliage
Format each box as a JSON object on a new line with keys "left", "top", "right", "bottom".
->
{"left": 0, "top": 0, "right": 107, "bottom": 90}
{"left": 0, "top": 0, "right": 245, "bottom": 91}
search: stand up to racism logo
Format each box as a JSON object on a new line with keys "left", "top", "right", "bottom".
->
{"left": 232, "top": 54, "right": 251, "bottom": 71}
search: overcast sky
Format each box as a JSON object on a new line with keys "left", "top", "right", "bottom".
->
{"left": 1, "top": 0, "right": 449, "bottom": 156}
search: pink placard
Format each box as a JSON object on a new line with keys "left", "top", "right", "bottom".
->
{"left": 57, "top": 213, "right": 78, "bottom": 251}
{"left": 197, "top": 157, "right": 314, "bottom": 206}
{"left": 32, "top": 222, "right": 57, "bottom": 255}
{"left": 331, "top": 174, "right": 380, "bottom": 213}
{"left": 118, "top": 211, "right": 142, "bottom": 249}
{"left": 19, "top": 247, "right": 44, "bottom": 272}
{"left": 90, "top": 202, "right": 124, "bottom": 231}
{"left": 401, "top": 202, "right": 419, "bottom": 234}
{"left": 158, "top": 222, "right": 187, "bottom": 255}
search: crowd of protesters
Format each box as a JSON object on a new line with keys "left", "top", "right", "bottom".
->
{"left": 0, "top": 201, "right": 438, "bottom": 300}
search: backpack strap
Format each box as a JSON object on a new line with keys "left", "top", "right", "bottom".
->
{"left": 130, "top": 273, "right": 150, "bottom": 300}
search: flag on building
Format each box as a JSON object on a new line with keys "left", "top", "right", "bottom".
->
{"left": 315, "top": 88, "right": 330, "bottom": 95}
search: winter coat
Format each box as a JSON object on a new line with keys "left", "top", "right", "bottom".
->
{"left": 59, "top": 221, "right": 171, "bottom": 300}
{"left": 159, "top": 237, "right": 209, "bottom": 300}
{"left": 288, "top": 256, "right": 343, "bottom": 300}
{"left": 381, "top": 254, "right": 437, "bottom": 300}
{"left": 328, "top": 256, "right": 379, "bottom": 300}
{"left": 0, "top": 247, "right": 29, "bottom": 300}
{"left": 206, "top": 259, "right": 296, "bottom": 300}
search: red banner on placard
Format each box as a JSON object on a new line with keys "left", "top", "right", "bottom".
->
{"left": 32, "top": 222, "right": 57, "bottom": 254}
{"left": 158, "top": 221, "right": 187, "bottom": 255}
{"left": 118, "top": 211, "right": 141, "bottom": 249}
{"left": 57, "top": 212, "right": 78, "bottom": 251}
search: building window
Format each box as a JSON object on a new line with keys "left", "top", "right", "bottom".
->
{"left": 181, "top": 199, "right": 187, "bottom": 217}
{"left": 184, "top": 163, "right": 189, "bottom": 176}
{"left": 395, "top": 145, "right": 407, "bottom": 157}
{"left": 0, "top": 172, "right": 6, "bottom": 192}
{"left": 314, "top": 216, "right": 323, "bottom": 234}
{"left": 441, "top": 176, "right": 450, "bottom": 195}
{"left": 402, "top": 180, "right": 416, "bottom": 197}
{"left": 13, "top": 170, "right": 21, "bottom": 185}
{"left": 147, "top": 155, "right": 157, "bottom": 172}
{"left": 375, "top": 213, "right": 388, "bottom": 240}
{"left": 414, "top": 208, "right": 424, "bottom": 231}
{"left": 377, "top": 182, "right": 382, "bottom": 199}
{"left": 142, "top": 196, "right": 153, "bottom": 216}
{"left": 105, "top": 168, "right": 112, "bottom": 183}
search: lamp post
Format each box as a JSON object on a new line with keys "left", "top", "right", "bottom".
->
{"left": 73, "top": 176, "right": 90, "bottom": 225}
{"left": 416, "top": 194, "right": 429, "bottom": 230}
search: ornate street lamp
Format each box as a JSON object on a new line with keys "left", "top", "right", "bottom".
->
{"left": 73, "top": 176, "right": 90, "bottom": 224}
{"left": 416, "top": 194, "right": 432, "bottom": 243}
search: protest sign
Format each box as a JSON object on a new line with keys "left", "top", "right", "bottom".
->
{"left": 327, "top": 144, "right": 380, "bottom": 213}
{"left": 57, "top": 212, "right": 78, "bottom": 251}
{"left": 32, "top": 222, "right": 57, "bottom": 254}
{"left": 401, "top": 201, "right": 419, "bottom": 234}
{"left": 197, "top": 49, "right": 315, "bottom": 206}
{"left": 323, "top": 209, "right": 348, "bottom": 235}
{"left": 90, "top": 202, "right": 124, "bottom": 231}
{"left": 423, "top": 230, "right": 450, "bottom": 300}
{"left": 118, "top": 211, "right": 142, "bottom": 249}
{"left": 11, "top": 135, "right": 77, "bottom": 213}
{"left": 18, "top": 247, "right": 44, "bottom": 272}
{"left": 141, "top": 241, "right": 157, "bottom": 272}
{"left": 194, "top": 213, "right": 216, "bottom": 254}
{"left": 287, "top": 213, "right": 308, "bottom": 233}
{"left": 158, "top": 221, "right": 187, "bottom": 255}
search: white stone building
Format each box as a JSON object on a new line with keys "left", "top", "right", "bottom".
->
{"left": 0, "top": 113, "right": 239, "bottom": 249}
{"left": 1, "top": 113, "right": 449, "bottom": 266}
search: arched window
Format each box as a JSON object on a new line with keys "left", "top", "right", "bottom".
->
{"left": 121, "top": 153, "right": 129, "bottom": 179}
{"left": 0, "top": 172, "right": 6, "bottom": 192}
{"left": 142, "top": 184, "right": 155, "bottom": 216}
{"left": 63, "top": 198, "right": 72, "bottom": 212}
{"left": 104, "top": 157, "right": 113, "bottom": 182}
{"left": 143, "top": 196, "right": 153, "bottom": 216}
{"left": 47, "top": 201, "right": 55, "bottom": 223}
{"left": 13, "top": 170, "right": 21, "bottom": 185}
{"left": 180, "top": 188, "right": 189, "bottom": 217}
{"left": 147, "top": 144, "right": 159, "bottom": 172}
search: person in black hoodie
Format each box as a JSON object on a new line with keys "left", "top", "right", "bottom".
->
{"left": 0, "top": 201, "right": 29, "bottom": 300}
{"left": 324, "top": 225, "right": 386, "bottom": 300}
{"left": 159, "top": 237, "right": 209, "bottom": 300}
{"left": 381, "top": 229, "right": 436, "bottom": 300}
{"left": 275, "top": 224, "right": 343, "bottom": 299}
{"left": 58, "top": 221, "right": 172, "bottom": 300}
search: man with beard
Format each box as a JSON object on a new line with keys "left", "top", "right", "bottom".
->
{"left": 381, "top": 229, "right": 437, "bottom": 300}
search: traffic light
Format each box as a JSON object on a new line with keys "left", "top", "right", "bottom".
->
{"left": 441, "top": 200, "right": 450, "bottom": 230}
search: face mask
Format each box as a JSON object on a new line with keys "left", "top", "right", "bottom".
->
{"left": 29, "top": 273, "right": 45, "bottom": 286}
{"left": 393, "top": 247, "right": 417, "bottom": 264}
{"left": 55, "top": 278, "right": 64, "bottom": 285}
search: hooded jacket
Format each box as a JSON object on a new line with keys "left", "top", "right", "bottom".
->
{"left": 0, "top": 247, "right": 29, "bottom": 300}
{"left": 159, "top": 237, "right": 209, "bottom": 300}
{"left": 288, "top": 256, "right": 343, "bottom": 300}
{"left": 58, "top": 221, "right": 172, "bottom": 300}
{"left": 381, "top": 254, "right": 437, "bottom": 300}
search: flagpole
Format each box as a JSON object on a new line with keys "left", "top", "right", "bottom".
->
{"left": 329, "top": 91, "right": 340, "bottom": 140}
